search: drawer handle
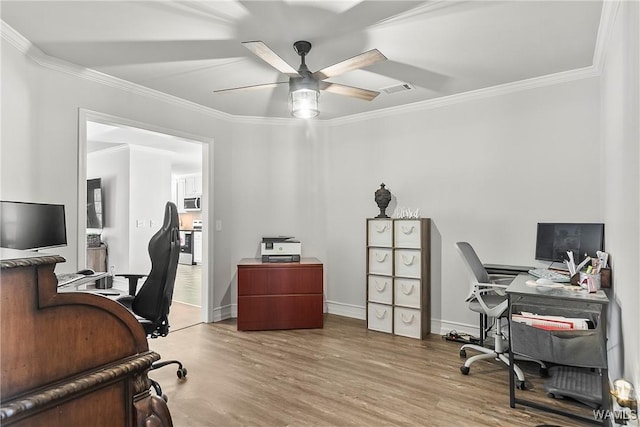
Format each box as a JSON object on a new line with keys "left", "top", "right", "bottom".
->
{"left": 401, "top": 255, "right": 415, "bottom": 266}
{"left": 375, "top": 280, "right": 388, "bottom": 292}
{"left": 375, "top": 252, "right": 388, "bottom": 262}
{"left": 400, "top": 313, "right": 414, "bottom": 323}
{"left": 374, "top": 308, "right": 388, "bottom": 319}
{"left": 400, "top": 225, "right": 415, "bottom": 234}
{"left": 374, "top": 224, "right": 388, "bottom": 233}
{"left": 401, "top": 283, "right": 414, "bottom": 295}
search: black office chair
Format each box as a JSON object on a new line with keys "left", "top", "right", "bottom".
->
{"left": 455, "top": 242, "right": 546, "bottom": 389}
{"left": 117, "top": 201, "right": 187, "bottom": 400}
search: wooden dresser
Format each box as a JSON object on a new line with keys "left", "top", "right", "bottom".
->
{"left": 0, "top": 248, "right": 172, "bottom": 427}
{"left": 237, "top": 258, "right": 323, "bottom": 331}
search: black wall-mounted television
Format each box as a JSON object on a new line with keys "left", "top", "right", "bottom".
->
{"left": 87, "top": 178, "right": 103, "bottom": 229}
{"left": 0, "top": 201, "right": 67, "bottom": 250}
{"left": 535, "top": 222, "right": 604, "bottom": 264}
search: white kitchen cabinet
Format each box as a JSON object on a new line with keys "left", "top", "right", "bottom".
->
{"left": 174, "top": 173, "right": 201, "bottom": 213}
{"left": 183, "top": 174, "right": 202, "bottom": 198}
{"left": 366, "top": 218, "right": 439, "bottom": 340}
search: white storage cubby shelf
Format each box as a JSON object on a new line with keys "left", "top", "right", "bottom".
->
{"left": 366, "top": 218, "right": 435, "bottom": 339}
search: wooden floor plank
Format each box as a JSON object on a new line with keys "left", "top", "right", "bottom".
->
{"left": 148, "top": 315, "right": 594, "bottom": 426}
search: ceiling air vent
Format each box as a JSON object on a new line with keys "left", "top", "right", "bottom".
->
{"left": 381, "top": 83, "right": 415, "bottom": 95}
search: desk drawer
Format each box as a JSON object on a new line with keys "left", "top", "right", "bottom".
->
{"left": 238, "top": 294, "right": 323, "bottom": 331}
{"left": 238, "top": 265, "right": 322, "bottom": 295}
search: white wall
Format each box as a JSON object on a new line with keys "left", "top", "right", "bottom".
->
{"left": 600, "top": 1, "right": 640, "bottom": 391}
{"left": 325, "top": 78, "right": 602, "bottom": 331}
{"left": 128, "top": 146, "right": 173, "bottom": 273}
{"left": 0, "top": 36, "right": 235, "bottom": 317}
{"left": 87, "top": 146, "right": 131, "bottom": 273}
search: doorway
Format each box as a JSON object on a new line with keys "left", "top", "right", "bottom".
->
{"left": 78, "top": 109, "right": 213, "bottom": 328}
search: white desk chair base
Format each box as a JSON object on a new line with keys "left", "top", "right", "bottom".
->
{"left": 458, "top": 317, "right": 547, "bottom": 390}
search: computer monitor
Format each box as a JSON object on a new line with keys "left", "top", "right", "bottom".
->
{"left": 535, "top": 222, "right": 604, "bottom": 264}
{"left": 0, "top": 201, "right": 67, "bottom": 251}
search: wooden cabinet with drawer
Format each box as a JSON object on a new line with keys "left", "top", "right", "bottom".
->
{"left": 237, "top": 258, "right": 323, "bottom": 331}
{"left": 366, "top": 218, "right": 438, "bottom": 339}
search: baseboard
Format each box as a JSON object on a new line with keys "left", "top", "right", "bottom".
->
{"left": 211, "top": 303, "right": 235, "bottom": 322}
{"left": 209, "top": 301, "right": 479, "bottom": 339}
{"left": 325, "top": 300, "right": 365, "bottom": 319}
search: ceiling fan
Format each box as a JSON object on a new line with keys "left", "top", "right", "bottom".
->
{"left": 214, "top": 40, "right": 387, "bottom": 118}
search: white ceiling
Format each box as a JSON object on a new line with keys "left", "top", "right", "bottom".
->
{"left": 86, "top": 121, "right": 203, "bottom": 176}
{"left": 2, "top": 0, "right": 604, "bottom": 120}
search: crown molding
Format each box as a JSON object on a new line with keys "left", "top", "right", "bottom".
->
{"left": 1, "top": 20, "right": 236, "bottom": 122}
{"left": 2, "top": 9, "right": 615, "bottom": 127}
{"left": 329, "top": 66, "right": 600, "bottom": 125}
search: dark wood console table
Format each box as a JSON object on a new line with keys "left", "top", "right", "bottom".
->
{"left": 237, "top": 258, "right": 323, "bottom": 331}
{"left": 0, "top": 248, "right": 172, "bottom": 427}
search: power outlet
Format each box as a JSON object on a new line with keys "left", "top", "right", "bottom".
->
{"left": 136, "top": 220, "right": 145, "bottom": 228}
{"left": 215, "top": 220, "right": 222, "bottom": 231}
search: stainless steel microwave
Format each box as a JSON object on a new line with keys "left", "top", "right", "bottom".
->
{"left": 184, "top": 196, "right": 201, "bottom": 211}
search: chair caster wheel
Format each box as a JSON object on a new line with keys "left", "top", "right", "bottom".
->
{"left": 547, "top": 392, "right": 556, "bottom": 399}
{"left": 177, "top": 367, "right": 187, "bottom": 379}
{"left": 516, "top": 381, "right": 526, "bottom": 390}
{"left": 460, "top": 366, "right": 470, "bottom": 375}
{"left": 162, "top": 394, "right": 168, "bottom": 402}
{"left": 459, "top": 349, "right": 467, "bottom": 358}
{"left": 539, "top": 367, "right": 548, "bottom": 377}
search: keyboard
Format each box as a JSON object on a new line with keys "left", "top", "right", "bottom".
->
{"left": 56, "top": 273, "right": 84, "bottom": 286}
{"left": 528, "top": 268, "right": 571, "bottom": 283}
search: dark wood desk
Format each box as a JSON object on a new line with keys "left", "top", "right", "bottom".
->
{"left": 237, "top": 258, "right": 323, "bottom": 331}
{"left": 0, "top": 248, "right": 172, "bottom": 427}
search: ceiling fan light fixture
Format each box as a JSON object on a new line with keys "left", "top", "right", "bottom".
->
{"left": 290, "top": 88, "right": 319, "bottom": 119}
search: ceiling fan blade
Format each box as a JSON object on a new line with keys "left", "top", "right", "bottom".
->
{"left": 319, "top": 81, "right": 380, "bottom": 101}
{"left": 214, "top": 81, "right": 288, "bottom": 94}
{"left": 242, "top": 41, "right": 300, "bottom": 78}
{"left": 313, "top": 49, "right": 387, "bottom": 80}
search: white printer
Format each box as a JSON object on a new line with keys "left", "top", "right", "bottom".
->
{"left": 261, "top": 237, "right": 301, "bottom": 262}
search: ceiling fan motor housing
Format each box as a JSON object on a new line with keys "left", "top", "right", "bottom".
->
{"left": 293, "top": 40, "right": 312, "bottom": 57}
{"left": 290, "top": 40, "right": 318, "bottom": 93}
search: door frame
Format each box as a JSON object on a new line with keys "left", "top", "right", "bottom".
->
{"left": 78, "top": 108, "right": 214, "bottom": 323}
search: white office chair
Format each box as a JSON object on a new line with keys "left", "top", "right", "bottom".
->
{"left": 455, "top": 242, "right": 546, "bottom": 389}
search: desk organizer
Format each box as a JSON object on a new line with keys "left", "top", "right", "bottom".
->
{"left": 510, "top": 295, "right": 607, "bottom": 369}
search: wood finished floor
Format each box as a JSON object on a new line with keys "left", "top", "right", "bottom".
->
{"left": 148, "top": 315, "right": 592, "bottom": 427}
{"left": 173, "top": 264, "right": 202, "bottom": 307}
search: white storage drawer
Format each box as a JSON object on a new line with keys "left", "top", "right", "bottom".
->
{"left": 394, "top": 307, "right": 422, "bottom": 339}
{"left": 368, "top": 248, "right": 393, "bottom": 276}
{"left": 368, "top": 275, "right": 393, "bottom": 304}
{"left": 394, "top": 278, "right": 421, "bottom": 308}
{"left": 368, "top": 302, "right": 393, "bottom": 333}
{"left": 368, "top": 220, "right": 392, "bottom": 247}
{"left": 365, "top": 218, "right": 435, "bottom": 340}
{"left": 394, "top": 220, "right": 421, "bottom": 248}
{"left": 394, "top": 249, "right": 421, "bottom": 278}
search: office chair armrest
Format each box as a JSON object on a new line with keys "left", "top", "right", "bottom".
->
{"left": 115, "top": 273, "right": 147, "bottom": 296}
{"left": 476, "top": 281, "right": 509, "bottom": 296}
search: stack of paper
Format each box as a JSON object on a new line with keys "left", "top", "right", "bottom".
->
{"left": 512, "top": 312, "right": 590, "bottom": 331}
